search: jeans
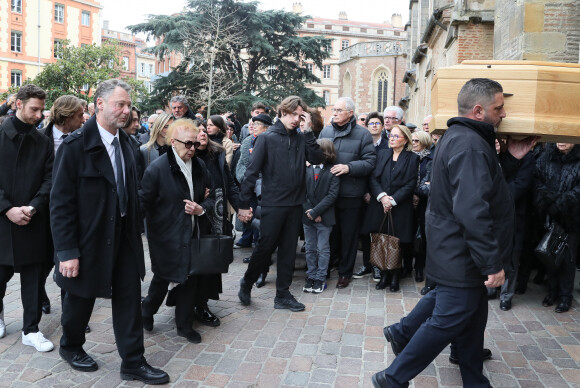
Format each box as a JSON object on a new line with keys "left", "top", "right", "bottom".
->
{"left": 303, "top": 222, "right": 332, "bottom": 282}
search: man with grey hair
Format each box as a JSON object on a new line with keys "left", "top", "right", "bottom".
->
{"left": 319, "top": 97, "right": 376, "bottom": 289}
{"left": 356, "top": 112, "right": 368, "bottom": 127}
{"left": 170, "top": 95, "right": 195, "bottom": 120}
{"left": 51, "top": 79, "right": 169, "bottom": 384}
{"left": 422, "top": 115, "right": 433, "bottom": 132}
{"left": 383, "top": 105, "right": 404, "bottom": 138}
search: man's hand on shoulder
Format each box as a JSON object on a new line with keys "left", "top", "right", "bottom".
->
{"left": 484, "top": 269, "right": 505, "bottom": 288}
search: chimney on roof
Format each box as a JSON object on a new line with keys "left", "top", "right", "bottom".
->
{"left": 391, "top": 13, "right": 403, "bottom": 29}
{"left": 103, "top": 20, "right": 109, "bottom": 30}
{"left": 292, "top": 2, "right": 302, "bottom": 14}
{"left": 338, "top": 11, "right": 347, "bottom": 20}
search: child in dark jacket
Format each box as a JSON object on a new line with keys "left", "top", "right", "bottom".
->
{"left": 303, "top": 139, "right": 340, "bottom": 293}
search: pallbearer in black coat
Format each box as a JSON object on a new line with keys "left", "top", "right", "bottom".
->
{"left": 0, "top": 85, "right": 54, "bottom": 351}
{"left": 50, "top": 79, "right": 169, "bottom": 384}
{"left": 362, "top": 125, "right": 419, "bottom": 292}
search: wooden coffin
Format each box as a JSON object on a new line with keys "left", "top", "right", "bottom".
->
{"left": 431, "top": 60, "right": 580, "bottom": 144}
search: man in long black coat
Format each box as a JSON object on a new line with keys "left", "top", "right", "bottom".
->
{"left": 50, "top": 79, "right": 168, "bottom": 384}
{"left": 0, "top": 84, "right": 54, "bottom": 351}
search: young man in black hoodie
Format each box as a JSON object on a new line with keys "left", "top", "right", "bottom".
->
{"left": 237, "top": 96, "right": 323, "bottom": 312}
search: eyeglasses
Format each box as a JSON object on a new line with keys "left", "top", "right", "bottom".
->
{"left": 388, "top": 134, "right": 401, "bottom": 140}
{"left": 174, "top": 139, "right": 200, "bottom": 149}
{"left": 331, "top": 108, "right": 350, "bottom": 114}
{"left": 412, "top": 139, "right": 420, "bottom": 143}
{"left": 368, "top": 122, "right": 382, "bottom": 127}
{"left": 422, "top": 123, "right": 429, "bottom": 127}
{"left": 384, "top": 117, "right": 399, "bottom": 121}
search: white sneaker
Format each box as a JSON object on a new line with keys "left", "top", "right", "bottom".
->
{"left": 22, "top": 331, "right": 54, "bottom": 352}
{"left": 0, "top": 310, "right": 5, "bottom": 338}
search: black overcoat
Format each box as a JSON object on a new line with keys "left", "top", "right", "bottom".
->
{"left": 139, "top": 150, "right": 215, "bottom": 284}
{"left": 0, "top": 117, "right": 53, "bottom": 267}
{"left": 362, "top": 148, "right": 419, "bottom": 243}
{"left": 50, "top": 116, "right": 145, "bottom": 298}
{"left": 302, "top": 165, "right": 340, "bottom": 227}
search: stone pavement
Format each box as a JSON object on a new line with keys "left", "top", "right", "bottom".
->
{"left": 0, "top": 239, "right": 579, "bottom": 388}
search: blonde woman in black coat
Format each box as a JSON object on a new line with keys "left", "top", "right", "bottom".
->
{"left": 362, "top": 125, "right": 419, "bottom": 292}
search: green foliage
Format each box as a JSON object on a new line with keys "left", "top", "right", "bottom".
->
{"left": 123, "top": 78, "right": 150, "bottom": 111}
{"left": 31, "top": 41, "right": 122, "bottom": 107}
{"left": 129, "top": 0, "right": 330, "bottom": 121}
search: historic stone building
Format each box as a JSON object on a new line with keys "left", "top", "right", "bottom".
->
{"left": 0, "top": 0, "right": 102, "bottom": 92}
{"left": 294, "top": 3, "right": 407, "bottom": 124}
{"left": 403, "top": 0, "right": 580, "bottom": 126}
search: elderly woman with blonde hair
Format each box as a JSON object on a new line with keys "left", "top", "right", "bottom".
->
{"left": 139, "top": 119, "right": 215, "bottom": 343}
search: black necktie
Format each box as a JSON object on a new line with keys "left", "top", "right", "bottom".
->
{"left": 112, "top": 137, "right": 127, "bottom": 215}
{"left": 61, "top": 134, "right": 68, "bottom": 140}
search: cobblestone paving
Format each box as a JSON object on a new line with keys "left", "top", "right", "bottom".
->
{"left": 0, "top": 239, "right": 579, "bottom": 387}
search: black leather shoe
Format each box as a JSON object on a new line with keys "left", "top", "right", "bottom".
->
{"left": 274, "top": 295, "right": 305, "bottom": 312}
{"left": 238, "top": 278, "right": 252, "bottom": 306}
{"left": 420, "top": 285, "right": 434, "bottom": 295}
{"left": 371, "top": 370, "right": 391, "bottom": 387}
{"left": 176, "top": 328, "right": 201, "bottom": 344}
{"left": 120, "top": 360, "right": 169, "bottom": 385}
{"left": 243, "top": 257, "right": 251, "bottom": 264}
{"left": 375, "top": 272, "right": 389, "bottom": 290}
{"left": 449, "top": 348, "right": 492, "bottom": 364}
{"left": 555, "top": 297, "right": 571, "bottom": 313}
{"left": 389, "top": 273, "right": 399, "bottom": 292}
{"left": 142, "top": 315, "right": 154, "bottom": 332}
{"left": 415, "top": 269, "right": 424, "bottom": 283}
{"left": 85, "top": 325, "right": 91, "bottom": 333}
{"left": 500, "top": 300, "right": 511, "bottom": 311}
{"left": 383, "top": 325, "right": 405, "bottom": 356}
{"left": 194, "top": 304, "right": 220, "bottom": 327}
{"left": 59, "top": 347, "right": 98, "bottom": 372}
{"left": 542, "top": 294, "right": 556, "bottom": 307}
{"left": 42, "top": 300, "right": 51, "bottom": 315}
{"left": 336, "top": 276, "right": 351, "bottom": 289}
{"left": 256, "top": 272, "right": 267, "bottom": 288}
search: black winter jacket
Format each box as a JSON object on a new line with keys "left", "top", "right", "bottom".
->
{"left": 319, "top": 117, "right": 376, "bottom": 200}
{"left": 534, "top": 143, "right": 580, "bottom": 233}
{"left": 239, "top": 121, "right": 323, "bottom": 208}
{"left": 425, "top": 117, "right": 515, "bottom": 288}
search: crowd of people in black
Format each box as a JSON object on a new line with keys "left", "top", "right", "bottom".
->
{"left": 0, "top": 77, "right": 579, "bottom": 386}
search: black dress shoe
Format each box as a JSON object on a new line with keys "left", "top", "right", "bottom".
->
{"left": 500, "top": 300, "right": 511, "bottom": 311}
{"left": 274, "top": 295, "right": 305, "bottom": 312}
{"left": 143, "top": 315, "right": 154, "bottom": 331}
{"left": 414, "top": 269, "right": 424, "bottom": 283}
{"left": 42, "top": 300, "right": 51, "bottom": 315}
{"left": 176, "top": 328, "right": 201, "bottom": 344}
{"left": 120, "top": 360, "right": 169, "bottom": 385}
{"left": 371, "top": 370, "right": 391, "bottom": 387}
{"left": 256, "top": 272, "right": 267, "bottom": 288}
{"left": 389, "top": 273, "right": 399, "bottom": 292}
{"left": 59, "top": 348, "right": 98, "bottom": 372}
{"left": 555, "top": 297, "right": 571, "bottom": 313}
{"left": 85, "top": 325, "right": 91, "bottom": 333}
{"left": 383, "top": 325, "right": 405, "bottom": 356}
{"left": 243, "top": 257, "right": 251, "bottom": 264}
{"left": 194, "top": 305, "right": 220, "bottom": 327}
{"left": 238, "top": 278, "right": 252, "bottom": 306}
{"left": 375, "top": 272, "right": 389, "bottom": 290}
{"left": 449, "top": 348, "right": 492, "bottom": 364}
{"left": 336, "top": 276, "right": 351, "bottom": 289}
{"left": 542, "top": 294, "right": 556, "bottom": 307}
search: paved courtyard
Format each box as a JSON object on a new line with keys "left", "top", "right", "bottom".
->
{"left": 0, "top": 238, "right": 579, "bottom": 387}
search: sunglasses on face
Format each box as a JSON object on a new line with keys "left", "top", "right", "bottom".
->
{"left": 174, "top": 138, "right": 200, "bottom": 149}
{"left": 412, "top": 139, "right": 420, "bottom": 143}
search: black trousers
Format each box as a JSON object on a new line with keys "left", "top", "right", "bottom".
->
{"left": 547, "top": 232, "right": 579, "bottom": 299}
{"left": 142, "top": 274, "right": 198, "bottom": 332}
{"left": 383, "top": 285, "right": 490, "bottom": 388}
{"left": 0, "top": 263, "right": 43, "bottom": 334}
{"left": 243, "top": 205, "right": 302, "bottom": 298}
{"left": 333, "top": 206, "right": 364, "bottom": 278}
{"left": 60, "top": 220, "right": 144, "bottom": 368}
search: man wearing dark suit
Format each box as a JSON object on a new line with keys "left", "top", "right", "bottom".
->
{"left": 0, "top": 84, "right": 54, "bottom": 351}
{"left": 38, "top": 95, "right": 85, "bottom": 315}
{"left": 50, "top": 79, "right": 169, "bottom": 384}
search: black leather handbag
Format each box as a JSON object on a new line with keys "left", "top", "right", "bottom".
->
{"left": 534, "top": 216, "right": 570, "bottom": 271}
{"left": 189, "top": 233, "right": 234, "bottom": 275}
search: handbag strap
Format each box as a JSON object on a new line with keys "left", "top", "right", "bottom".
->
{"left": 378, "top": 211, "right": 395, "bottom": 234}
